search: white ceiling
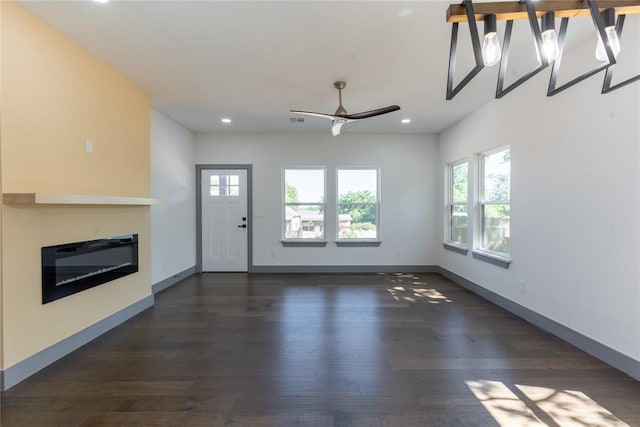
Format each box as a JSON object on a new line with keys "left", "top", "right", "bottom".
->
{"left": 16, "top": 0, "right": 568, "bottom": 135}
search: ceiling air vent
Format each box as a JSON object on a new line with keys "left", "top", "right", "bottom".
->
{"left": 289, "top": 117, "right": 304, "bottom": 123}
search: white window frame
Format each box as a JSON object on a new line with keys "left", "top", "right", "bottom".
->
{"left": 208, "top": 173, "right": 241, "bottom": 197}
{"left": 282, "top": 167, "right": 327, "bottom": 242}
{"left": 475, "top": 146, "right": 511, "bottom": 263}
{"left": 445, "top": 159, "right": 470, "bottom": 251}
{"left": 336, "top": 167, "right": 381, "bottom": 242}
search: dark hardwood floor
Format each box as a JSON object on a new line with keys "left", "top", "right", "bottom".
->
{"left": 1, "top": 273, "right": 638, "bottom": 426}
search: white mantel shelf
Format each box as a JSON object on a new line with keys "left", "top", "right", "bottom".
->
{"left": 3, "top": 193, "right": 161, "bottom": 206}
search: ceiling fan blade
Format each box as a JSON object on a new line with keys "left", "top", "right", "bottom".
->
{"left": 289, "top": 110, "right": 338, "bottom": 121}
{"left": 343, "top": 105, "right": 401, "bottom": 120}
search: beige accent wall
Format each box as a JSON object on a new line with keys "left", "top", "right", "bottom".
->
{"left": 2, "top": 206, "right": 150, "bottom": 367}
{"left": 2, "top": 4, "right": 149, "bottom": 195}
{"left": 1, "top": 2, "right": 151, "bottom": 368}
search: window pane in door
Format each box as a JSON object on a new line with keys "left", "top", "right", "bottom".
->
{"left": 209, "top": 175, "right": 240, "bottom": 197}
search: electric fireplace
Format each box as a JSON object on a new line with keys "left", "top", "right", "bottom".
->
{"left": 41, "top": 234, "right": 138, "bottom": 304}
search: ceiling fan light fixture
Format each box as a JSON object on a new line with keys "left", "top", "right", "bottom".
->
{"left": 289, "top": 81, "right": 400, "bottom": 136}
{"left": 331, "top": 120, "right": 347, "bottom": 136}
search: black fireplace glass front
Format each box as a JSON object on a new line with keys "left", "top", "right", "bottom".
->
{"left": 42, "top": 234, "right": 138, "bottom": 304}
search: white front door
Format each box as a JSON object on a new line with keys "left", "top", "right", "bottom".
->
{"left": 201, "top": 169, "right": 248, "bottom": 272}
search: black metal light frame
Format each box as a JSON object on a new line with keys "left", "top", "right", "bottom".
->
{"left": 602, "top": 14, "right": 640, "bottom": 93}
{"left": 446, "top": 0, "right": 484, "bottom": 100}
{"left": 445, "top": 0, "right": 640, "bottom": 99}
{"left": 547, "top": 1, "right": 616, "bottom": 96}
{"left": 496, "top": 0, "right": 549, "bottom": 98}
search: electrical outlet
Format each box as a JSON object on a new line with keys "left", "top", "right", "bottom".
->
{"left": 519, "top": 280, "right": 526, "bottom": 293}
{"left": 85, "top": 139, "right": 93, "bottom": 153}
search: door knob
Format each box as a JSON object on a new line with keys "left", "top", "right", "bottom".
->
{"left": 237, "top": 224, "right": 247, "bottom": 228}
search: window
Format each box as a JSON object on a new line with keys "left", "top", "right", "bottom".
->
{"left": 209, "top": 174, "right": 239, "bottom": 196}
{"left": 479, "top": 147, "right": 510, "bottom": 255}
{"left": 283, "top": 168, "right": 325, "bottom": 239}
{"left": 337, "top": 168, "right": 379, "bottom": 240}
{"left": 448, "top": 160, "right": 469, "bottom": 246}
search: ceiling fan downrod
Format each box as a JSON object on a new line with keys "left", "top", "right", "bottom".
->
{"left": 334, "top": 81, "right": 347, "bottom": 115}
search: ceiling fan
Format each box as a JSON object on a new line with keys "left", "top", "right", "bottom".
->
{"left": 290, "top": 81, "right": 401, "bottom": 136}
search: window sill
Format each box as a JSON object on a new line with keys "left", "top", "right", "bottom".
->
{"left": 281, "top": 240, "right": 328, "bottom": 247}
{"left": 443, "top": 242, "right": 469, "bottom": 255}
{"left": 335, "top": 240, "right": 382, "bottom": 247}
{"left": 472, "top": 250, "right": 512, "bottom": 269}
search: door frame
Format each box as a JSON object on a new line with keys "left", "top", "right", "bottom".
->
{"left": 196, "top": 164, "right": 253, "bottom": 273}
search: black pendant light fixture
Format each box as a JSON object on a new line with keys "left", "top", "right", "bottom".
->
{"left": 446, "top": 0, "right": 484, "bottom": 101}
{"left": 602, "top": 13, "right": 640, "bottom": 93}
{"left": 496, "top": 0, "right": 548, "bottom": 99}
{"left": 445, "top": 0, "right": 640, "bottom": 99}
{"left": 547, "top": 2, "right": 617, "bottom": 96}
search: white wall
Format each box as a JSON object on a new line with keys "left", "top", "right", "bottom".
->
{"left": 437, "top": 32, "right": 640, "bottom": 361}
{"left": 195, "top": 133, "right": 438, "bottom": 267}
{"left": 151, "top": 108, "right": 196, "bottom": 283}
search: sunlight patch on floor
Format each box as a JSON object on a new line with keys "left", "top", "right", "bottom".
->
{"left": 516, "top": 384, "right": 629, "bottom": 427}
{"left": 466, "top": 380, "right": 546, "bottom": 426}
{"left": 387, "top": 286, "right": 451, "bottom": 304}
{"left": 381, "top": 273, "right": 452, "bottom": 303}
{"left": 466, "top": 380, "right": 630, "bottom": 427}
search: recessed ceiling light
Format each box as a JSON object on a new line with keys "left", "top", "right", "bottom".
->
{"left": 221, "top": 118, "right": 232, "bottom": 124}
{"left": 401, "top": 118, "right": 411, "bottom": 124}
{"left": 92, "top": 0, "right": 109, "bottom": 3}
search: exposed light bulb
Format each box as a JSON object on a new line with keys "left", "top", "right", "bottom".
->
{"left": 595, "top": 26, "right": 621, "bottom": 61}
{"left": 482, "top": 32, "right": 501, "bottom": 67}
{"left": 482, "top": 14, "right": 501, "bottom": 67}
{"left": 595, "top": 8, "right": 621, "bottom": 62}
{"left": 541, "top": 30, "right": 559, "bottom": 62}
{"left": 221, "top": 118, "right": 232, "bottom": 124}
{"left": 539, "top": 11, "right": 559, "bottom": 63}
{"left": 331, "top": 119, "right": 346, "bottom": 136}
